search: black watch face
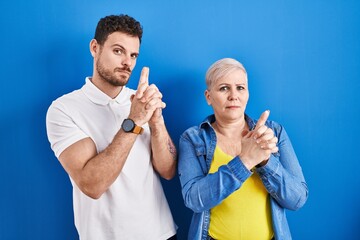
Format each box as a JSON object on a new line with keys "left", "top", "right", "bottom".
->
{"left": 122, "top": 119, "right": 135, "bottom": 132}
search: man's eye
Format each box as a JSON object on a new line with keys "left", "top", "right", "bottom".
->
{"left": 114, "top": 49, "right": 123, "bottom": 55}
{"left": 237, "top": 86, "right": 245, "bottom": 90}
{"left": 131, "top": 54, "right": 138, "bottom": 59}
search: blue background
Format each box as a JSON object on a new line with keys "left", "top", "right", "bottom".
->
{"left": 1, "top": 0, "right": 359, "bottom": 239}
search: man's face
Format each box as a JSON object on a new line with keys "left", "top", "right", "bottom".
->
{"left": 95, "top": 32, "right": 140, "bottom": 87}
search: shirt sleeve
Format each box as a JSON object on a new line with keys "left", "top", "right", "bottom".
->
{"left": 46, "top": 100, "right": 88, "bottom": 158}
{"left": 178, "top": 129, "right": 252, "bottom": 213}
{"left": 256, "top": 123, "right": 309, "bottom": 211}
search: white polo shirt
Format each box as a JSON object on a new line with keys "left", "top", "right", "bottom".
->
{"left": 46, "top": 78, "right": 176, "bottom": 240}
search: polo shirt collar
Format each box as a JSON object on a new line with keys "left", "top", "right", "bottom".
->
{"left": 81, "top": 77, "right": 130, "bottom": 106}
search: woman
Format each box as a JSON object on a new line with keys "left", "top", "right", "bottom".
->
{"left": 178, "top": 58, "right": 308, "bottom": 240}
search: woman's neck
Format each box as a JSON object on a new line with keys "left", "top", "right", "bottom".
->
{"left": 212, "top": 118, "right": 248, "bottom": 157}
{"left": 213, "top": 118, "right": 248, "bottom": 138}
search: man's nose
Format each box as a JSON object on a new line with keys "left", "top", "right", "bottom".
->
{"left": 121, "top": 54, "right": 132, "bottom": 67}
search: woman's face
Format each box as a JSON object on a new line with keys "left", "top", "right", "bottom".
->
{"left": 205, "top": 69, "right": 249, "bottom": 122}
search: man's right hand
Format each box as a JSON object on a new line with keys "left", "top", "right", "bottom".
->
{"left": 128, "top": 67, "right": 166, "bottom": 126}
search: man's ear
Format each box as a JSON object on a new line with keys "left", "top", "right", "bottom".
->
{"left": 204, "top": 89, "right": 211, "bottom": 105}
{"left": 89, "top": 39, "right": 98, "bottom": 57}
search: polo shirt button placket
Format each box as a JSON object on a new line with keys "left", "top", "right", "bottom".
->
{"left": 108, "top": 100, "right": 121, "bottom": 129}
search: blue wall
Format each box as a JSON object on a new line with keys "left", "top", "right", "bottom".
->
{"left": 1, "top": 1, "right": 359, "bottom": 239}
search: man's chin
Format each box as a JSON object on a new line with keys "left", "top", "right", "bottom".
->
{"left": 107, "top": 77, "right": 129, "bottom": 87}
{"left": 117, "top": 73, "right": 131, "bottom": 84}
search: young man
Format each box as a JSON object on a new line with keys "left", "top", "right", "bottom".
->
{"left": 46, "top": 14, "right": 177, "bottom": 240}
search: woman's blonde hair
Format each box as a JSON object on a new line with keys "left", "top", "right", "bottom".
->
{"left": 205, "top": 58, "right": 247, "bottom": 89}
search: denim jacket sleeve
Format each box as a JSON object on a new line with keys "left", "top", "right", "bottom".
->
{"left": 256, "top": 122, "right": 309, "bottom": 211}
{"left": 178, "top": 127, "right": 252, "bottom": 213}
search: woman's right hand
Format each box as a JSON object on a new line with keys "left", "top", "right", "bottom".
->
{"left": 239, "top": 110, "right": 278, "bottom": 170}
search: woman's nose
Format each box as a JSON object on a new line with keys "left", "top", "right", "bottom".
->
{"left": 228, "top": 89, "right": 239, "bottom": 100}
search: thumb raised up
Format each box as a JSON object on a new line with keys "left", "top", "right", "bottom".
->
{"left": 136, "top": 67, "right": 149, "bottom": 99}
{"left": 254, "top": 110, "right": 270, "bottom": 131}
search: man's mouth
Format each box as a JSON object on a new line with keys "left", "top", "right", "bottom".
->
{"left": 115, "top": 68, "right": 131, "bottom": 75}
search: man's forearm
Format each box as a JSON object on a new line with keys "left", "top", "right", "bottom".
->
{"left": 78, "top": 129, "right": 138, "bottom": 199}
{"left": 150, "top": 122, "right": 177, "bottom": 180}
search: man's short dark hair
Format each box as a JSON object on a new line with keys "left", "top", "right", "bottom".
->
{"left": 94, "top": 14, "right": 143, "bottom": 45}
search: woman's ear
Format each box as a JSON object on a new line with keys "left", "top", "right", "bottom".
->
{"left": 204, "top": 90, "right": 211, "bottom": 105}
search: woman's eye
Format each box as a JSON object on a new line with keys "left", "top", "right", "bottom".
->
{"left": 219, "top": 86, "right": 229, "bottom": 91}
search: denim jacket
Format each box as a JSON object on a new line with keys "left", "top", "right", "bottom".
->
{"left": 178, "top": 114, "right": 308, "bottom": 240}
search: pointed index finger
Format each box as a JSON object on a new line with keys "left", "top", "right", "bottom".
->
{"left": 254, "top": 110, "right": 270, "bottom": 130}
{"left": 138, "top": 67, "right": 149, "bottom": 88}
{"left": 136, "top": 67, "right": 149, "bottom": 99}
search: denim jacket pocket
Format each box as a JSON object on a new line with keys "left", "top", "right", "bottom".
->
{"left": 194, "top": 145, "right": 209, "bottom": 175}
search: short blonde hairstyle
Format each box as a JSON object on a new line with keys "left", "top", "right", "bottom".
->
{"left": 205, "top": 58, "right": 247, "bottom": 89}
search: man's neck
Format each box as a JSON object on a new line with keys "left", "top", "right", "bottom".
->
{"left": 90, "top": 76, "right": 123, "bottom": 99}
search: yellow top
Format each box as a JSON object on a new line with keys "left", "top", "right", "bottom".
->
{"left": 208, "top": 146, "right": 274, "bottom": 240}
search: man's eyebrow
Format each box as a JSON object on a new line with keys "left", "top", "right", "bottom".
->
{"left": 111, "top": 43, "right": 125, "bottom": 48}
{"left": 110, "top": 44, "right": 139, "bottom": 55}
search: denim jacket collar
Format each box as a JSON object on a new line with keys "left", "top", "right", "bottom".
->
{"left": 199, "top": 114, "right": 257, "bottom": 131}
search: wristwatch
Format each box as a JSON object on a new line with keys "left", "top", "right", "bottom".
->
{"left": 121, "top": 118, "right": 144, "bottom": 134}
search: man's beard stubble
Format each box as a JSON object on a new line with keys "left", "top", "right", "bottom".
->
{"left": 96, "top": 59, "right": 132, "bottom": 87}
